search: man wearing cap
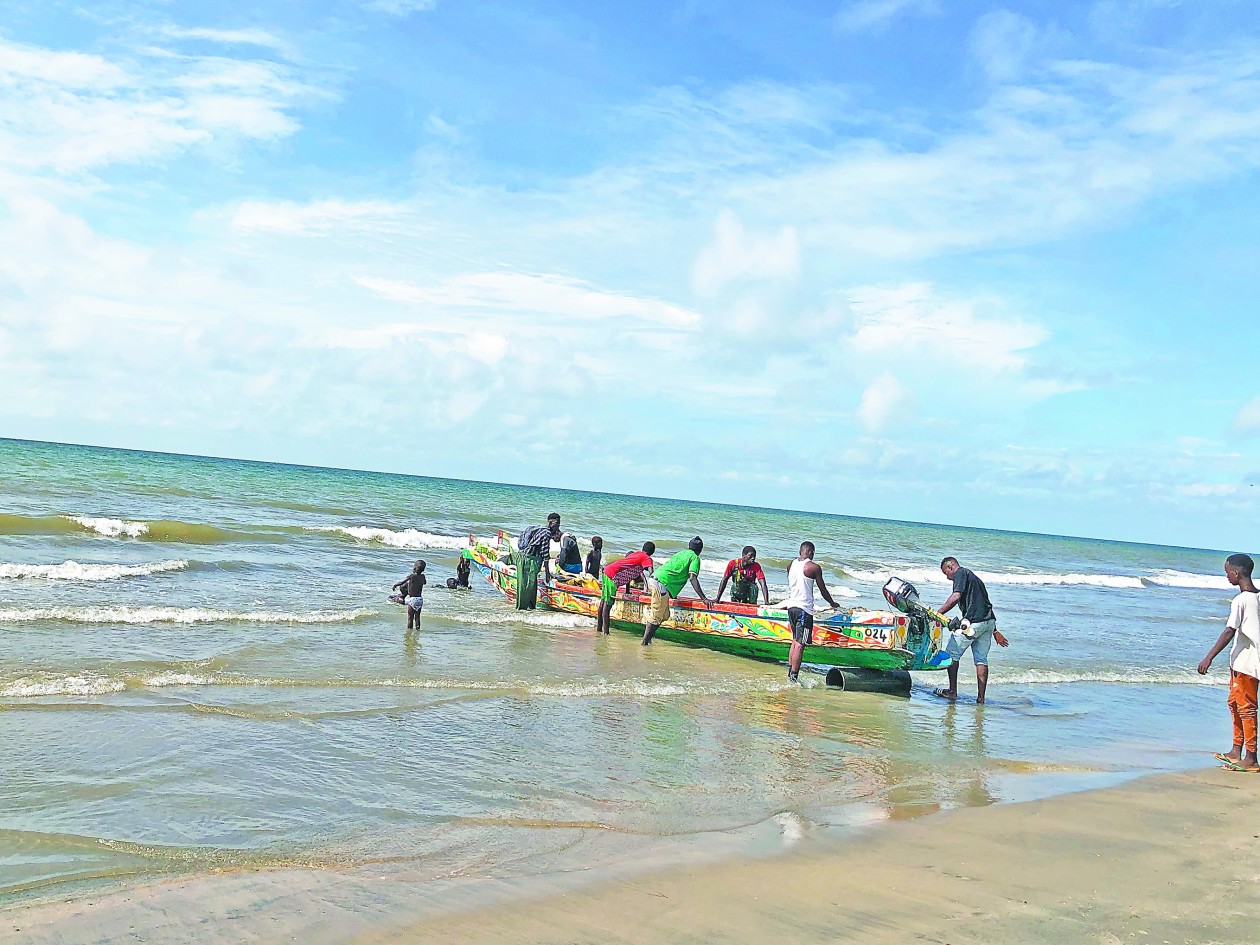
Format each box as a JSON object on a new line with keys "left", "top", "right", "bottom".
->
{"left": 642, "top": 537, "right": 712, "bottom": 645}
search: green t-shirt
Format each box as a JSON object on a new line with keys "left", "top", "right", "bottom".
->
{"left": 653, "top": 550, "right": 700, "bottom": 597}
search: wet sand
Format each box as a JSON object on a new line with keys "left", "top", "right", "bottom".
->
{"left": 7, "top": 768, "right": 1257, "bottom": 945}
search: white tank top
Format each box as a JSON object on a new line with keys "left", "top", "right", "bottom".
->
{"left": 783, "top": 558, "right": 815, "bottom": 614}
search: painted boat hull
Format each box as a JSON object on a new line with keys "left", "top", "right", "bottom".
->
{"left": 462, "top": 537, "right": 950, "bottom": 672}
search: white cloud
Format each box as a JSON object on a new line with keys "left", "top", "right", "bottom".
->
{"left": 1235, "top": 396, "right": 1260, "bottom": 435}
{"left": 970, "top": 10, "right": 1041, "bottom": 82}
{"left": 858, "top": 373, "right": 914, "bottom": 433}
{"left": 361, "top": 0, "right": 438, "bottom": 15}
{"left": 1178, "top": 483, "right": 1239, "bottom": 497}
{"left": 691, "top": 210, "right": 799, "bottom": 297}
{"left": 0, "top": 37, "right": 313, "bottom": 175}
{"left": 846, "top": 283, "right": 1047, "bottom": 373}
{"left": 231, "top": 199, "right": 405, "bottom": 233}
{"left": 159, "top": 26, "right": 290, "bottom": 54}
{"left": 834, "top": 0, "right": 939, "bottom": 33}
{"left": 356, "top": 272, "right": 702, "bottom": 328}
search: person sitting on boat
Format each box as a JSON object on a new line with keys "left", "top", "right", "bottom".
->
{"left": 934, "top": 557, "right": 1009, "bottom": 704}
{"left": 585, "top": 536, "right": 604, "bottom": 579}
{"left": 554, "top": 531, "right": 584, "bottom": 577}
{"left": 391, "top": 559, "right": 427, "bottom": 630}
{"left": 642, "top": 537, "right": 712, "bottom": 646}
{"left": 597, "top": 541, "right": 656, "bottom": 635}
{"left": 783, "top": 542, "right": 842, "bottom": 683}
{"left": 515, "top": 513, "right": 561, "bottom": 609}
{"left": 714, "top": 546, "right": 770, "bottom": 606}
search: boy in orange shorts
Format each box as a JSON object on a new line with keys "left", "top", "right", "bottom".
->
{"left": 1198, "top": 553, "right": 1260, "bottom": 771}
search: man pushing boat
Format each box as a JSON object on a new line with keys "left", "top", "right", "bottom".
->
{"left": 642, "top": 537, "right": 712, "bottom": 645}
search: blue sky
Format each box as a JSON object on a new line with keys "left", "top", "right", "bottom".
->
{"left": 1, "top": 0, "right": 1258, "bottom": 548}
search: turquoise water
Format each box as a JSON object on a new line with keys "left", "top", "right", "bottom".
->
{"left": 0, "top": 437, "right": 1233, "bottom": 903}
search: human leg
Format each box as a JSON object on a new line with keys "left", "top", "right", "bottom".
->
{"left": 642, "top": 581, "right": 670, "bottom": 645}
{"left": 786, "top": 608, "right": 811, "bottom": 681}
{"left": 970, "top": 621, "right": 994, "bottom": 704}
{"left": 1234, "top": 672, "right": 1258, "bottom": 766}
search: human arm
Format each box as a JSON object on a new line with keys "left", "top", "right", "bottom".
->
{"left": 1199, "top": 628, "right": 1236, "bottom": 674}
{"left": 714, "top": 572, "right": 730, "bottom": 603}
{"left": 688, "top": 572, "right": 712, "bottom": 608}
{"left": 809, "top": 564, "right": 839, "bottom": 609}
{"left": 938, "top": 591, "right": 961, "bottom": 615}
{"left": 758, "top": 576, "right": 771, "bottom": 606}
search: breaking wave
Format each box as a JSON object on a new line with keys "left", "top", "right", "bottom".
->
{"left": 311, "top": 525, "right": 473, "bottom": 551}
{"left": 0, "top": 560, "right": 189, "bottom": 581}
{"left": 844, "top": 566, "right": 1146, "bottom": 590}
{"left": 0, "top": 606, "right": 375, "bottom": 625}
{"left": 1144, "top": 569, "right": 1231, "bottom": 590}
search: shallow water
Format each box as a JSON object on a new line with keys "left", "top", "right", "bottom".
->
{"left": 0, "top": 438, "right": 1233, "bottom": 904}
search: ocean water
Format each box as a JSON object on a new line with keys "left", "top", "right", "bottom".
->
{"left": 0, "top": 437, "right": 1236, "bottom": 905}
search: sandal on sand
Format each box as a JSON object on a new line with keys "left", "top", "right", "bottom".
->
{"left": 1214, "top": 752, "right": 1241, "bottom": 765}
{"left": 933, "top": 688, "right": 957, "bottom": 700}
{"left": 1219, "top": 757, "right": 1260, "bottom": 772}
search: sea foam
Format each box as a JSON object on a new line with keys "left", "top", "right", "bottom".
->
{"left": 0, "top": 559, "right": 189, "bottom": 581}
{"left": 314, "top": 525, "right": 472, "bottom": 551}
{"left": 844, "top": 566, "right": 1145, "bottom": 589}
{"left": 0, "top": 606, "right": 375, "bottom": 625}
{"left": 66, "top": 516, "right": 149, "bottom": 538}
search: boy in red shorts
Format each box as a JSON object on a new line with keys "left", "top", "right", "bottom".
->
{"left": 1198, "top": 553, "right": 1260, "bottom": 772}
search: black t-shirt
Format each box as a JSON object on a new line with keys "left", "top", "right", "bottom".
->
{"left": 585, "top": 548, "right": 602, "bottom": 577}
{"left": 557, "top": 534, "right": 582, "bottom": 567}
{"left": 951, "top": 567, "right": 994, "bottom": 622}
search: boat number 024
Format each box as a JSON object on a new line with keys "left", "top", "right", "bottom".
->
{"left": 864, "top": 627, "right": 891, "bottom": 645}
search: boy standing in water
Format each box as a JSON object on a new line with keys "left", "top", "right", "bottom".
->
{"left": 1198, "top": 553, "right": 1260, "bottom": 772}
{"left": 392, "top": 559, "right": 427, "bottom": 630}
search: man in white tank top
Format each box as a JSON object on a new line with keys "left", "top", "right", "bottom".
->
{"left": 783, "top": 541, "right": 842, "bottom": 683}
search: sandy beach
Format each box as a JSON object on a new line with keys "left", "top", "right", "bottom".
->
{"left": 6, "top": 766, "right": 1256, "bottom": 945}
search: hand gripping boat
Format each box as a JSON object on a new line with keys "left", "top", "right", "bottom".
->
{"left": 462, "top": 534, "right": 952, "bottom": 680}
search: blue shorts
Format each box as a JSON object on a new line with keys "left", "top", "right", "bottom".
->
{"left": 787, "top": 607, "right": 813, "bottom": 645}
{"left": 559, "top": 562, "right": 582, "bottom": 574}
{"left": 946, "top": 618, "right": 995, "bottom": 666}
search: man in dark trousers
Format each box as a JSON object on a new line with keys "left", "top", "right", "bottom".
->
{"left": 515, "top": 513, "right": 561, "bottom": 609}
{"left": 936, "top": 557, "right": 1009, "bottom": 704}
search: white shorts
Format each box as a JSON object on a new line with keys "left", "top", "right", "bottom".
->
{"left": 405, "top": 596, "right": 424, "bottom": 611}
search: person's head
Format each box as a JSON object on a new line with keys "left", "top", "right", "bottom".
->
{"left": 688, "top": 536, "right": 704, "bottom": 554}
{"left": 413, "top": 559, "right": 427, "bottom": 573}
{"left": 642, "top": 541, "right": 656, "bottom": 556}
{"left": 741, "top": 545, "right": 757, "bottom": 564}
{"left": 1225, "top": 553, "right": 1255, "bottom": 586}
{"left": 940, "top": 556, "right": 959, "bottom": 579}
{"left": 798, "top": 541, "right": 815, "bottom": 559}
{"left": 446, "top": 577, "right": 457, "bottom": 589}
{"left": 546, "top": 512, "right": 561, "bottom": 529}
{"left": 591, "top": 536, "right": 603, "bottom": 550}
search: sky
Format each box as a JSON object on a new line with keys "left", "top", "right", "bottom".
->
{"left": 1, "top": 0, "right": 1259, "bottom": 549}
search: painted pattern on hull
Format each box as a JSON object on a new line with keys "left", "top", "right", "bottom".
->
{"left": 462, "top": 535, "right": 950, "bottom": 672}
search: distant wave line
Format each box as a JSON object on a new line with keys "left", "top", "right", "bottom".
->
{"left": 0, "top": 606, "right": 376, "bottom": 625}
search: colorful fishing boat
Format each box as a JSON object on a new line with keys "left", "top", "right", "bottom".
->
{"left": 461, "top": 533, "right": 952, "bottom": 673}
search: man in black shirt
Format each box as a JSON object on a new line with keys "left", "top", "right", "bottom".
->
{"left": 936, "top": 556, "right": 1008, "bottom": 704}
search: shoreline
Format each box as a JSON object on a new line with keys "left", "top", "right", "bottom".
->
{"left": 7, "top": 766, "right": 1256, "bottom": 944}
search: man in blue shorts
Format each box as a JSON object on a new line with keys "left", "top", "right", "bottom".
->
{"left": 936, "top": 557, "right": 1009, "bottom": 704}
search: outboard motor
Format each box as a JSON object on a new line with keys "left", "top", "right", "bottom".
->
{"left": 882, "top": 576, "right": 920, "bottom": 614}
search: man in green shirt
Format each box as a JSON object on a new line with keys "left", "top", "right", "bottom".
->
{"left": 642, "top": 536, "right": 712, "bottom": 645}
